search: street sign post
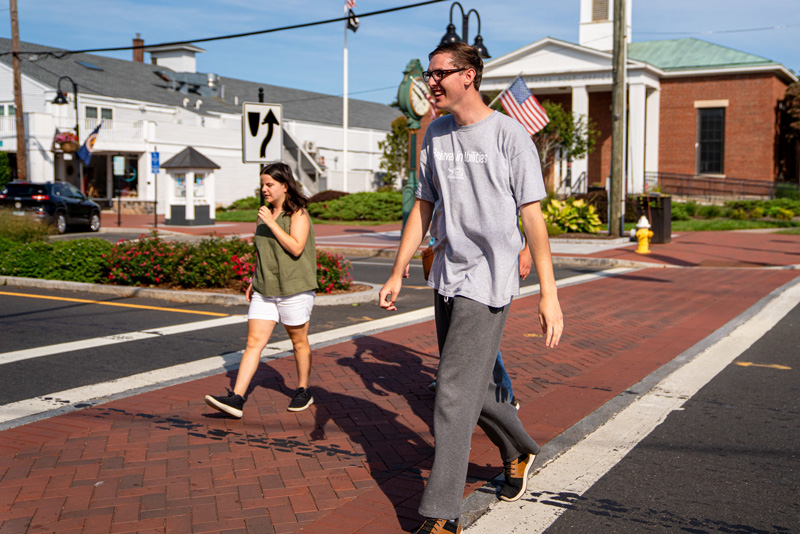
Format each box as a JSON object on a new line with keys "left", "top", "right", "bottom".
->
{"left": 242, "top": 102, "right": 283, "bottom": 163}
{"left": 151, "top": 151, "right": 159, "bottom": 174}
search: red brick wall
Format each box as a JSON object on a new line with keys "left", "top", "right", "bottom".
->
{"left": 658, "top": 73, "right": 789, "bottom": 181}
{"left": 588, "top": 91, "right": 612, "bottom": 186}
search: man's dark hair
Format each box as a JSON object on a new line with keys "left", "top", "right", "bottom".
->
{"left": 429, "top": 41, "right": 483, "bottom": 91}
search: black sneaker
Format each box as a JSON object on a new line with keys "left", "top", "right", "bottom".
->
{"left": 412, "top": 518, "right": 462, "bottom": 534}
{"left": 499, "top": 452, "right": 536, "bottom": 502}
{"left": 287, "top": 387, "right": 314, "bottom": 412}
{"left": 204, "top": 389, "right": 245, "bottom": 418}
{"left": 428, "top": 380, "right": 437, "bottom": 392}
{"left": 511, "top": 396, "right": 521, "bottom": 411}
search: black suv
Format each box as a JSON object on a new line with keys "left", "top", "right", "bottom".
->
{"left": 0, "top": 181, "right": 101, "bottom": 234}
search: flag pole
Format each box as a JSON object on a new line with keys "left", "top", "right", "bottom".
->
{"left": 342, "top": 10, "right": 349, "bottom": 193}
{"left": 487, "top": 72, "right": 523, "bottom": 108}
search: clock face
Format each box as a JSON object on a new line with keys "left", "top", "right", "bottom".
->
{"left": 409, "top": 78, "right": 431, "bottom": 117}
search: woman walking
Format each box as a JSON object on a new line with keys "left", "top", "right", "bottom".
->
{"left": 205, "top": 162, "right": 317, "bottom": 417}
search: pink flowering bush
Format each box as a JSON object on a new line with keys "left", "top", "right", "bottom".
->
{"left": 104, "top": 232, "right": 182, "bottom": 286}
{"left": 316, "top": 249, "right": 352, "bottom": 293}
{"left": 5, "top": 231, "right": 353, "bottom": 294}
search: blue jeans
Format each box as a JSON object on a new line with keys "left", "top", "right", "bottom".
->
{"left": 493, "top": 351, "right": 515, "bottom": 402}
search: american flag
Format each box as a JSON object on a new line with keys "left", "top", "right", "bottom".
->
{"left": 345, "top": 0, "right": 356, "bottom": 9}
{"left": 499, "top": 76, "right": 549, "bottom": 135}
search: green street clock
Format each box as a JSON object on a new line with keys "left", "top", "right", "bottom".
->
{"left": 397, "top": 59, "right": 431, "bottom": 129}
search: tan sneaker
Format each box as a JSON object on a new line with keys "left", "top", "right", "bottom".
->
{"left": 412, "top": 518, "right": 462, "bottom": 533}
{"left": 499, "top": 453, "right": 536, "bottom": 502}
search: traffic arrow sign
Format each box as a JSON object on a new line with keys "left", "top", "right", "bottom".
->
{"left": 242, "top": 102, "right": 283, "bottom": 163}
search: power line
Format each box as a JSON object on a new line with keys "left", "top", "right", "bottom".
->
{"left": 0, "top": 0, "right": 447, "bottom": 58}
{"left": 636, "top": 21, "right": 800, "bottom": 36}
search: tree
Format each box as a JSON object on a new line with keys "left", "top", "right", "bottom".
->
{"left": 531, "top": 101, "right": 599, "bottom": 177}
{"left": 0, "top": 153, "right": 11, "bottom": 190}
{"left": 784, "top": 81, "right": 800, "bottom": 140}
{"left": 378, "top": 115, "right": 409, "bottom": 189}
{"left": 488, "top": 94, "right": 599, "bottom": 179}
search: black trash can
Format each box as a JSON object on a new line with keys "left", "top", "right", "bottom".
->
{"left": 634, "top": 194, "right": 671, "bottom": 244}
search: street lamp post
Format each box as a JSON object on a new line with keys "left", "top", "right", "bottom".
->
{"left": 439, "top": 1, "right": 491, "bottom": 59}
{"left": 52, "top": 76, "right": 83, "bottom": 190}
{"left": 53, "top": 76, "right": 79, "bottom": 143}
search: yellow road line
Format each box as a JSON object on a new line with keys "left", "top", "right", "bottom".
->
{"left": 735, "top": 362, "right": 791, "bottom": 370}
{"left": 0, "top": 291, "right": 229, "bottom": 317}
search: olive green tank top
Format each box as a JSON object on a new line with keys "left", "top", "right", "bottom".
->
{"left": 252, "top": 211, "right": 317, "bottom": 297}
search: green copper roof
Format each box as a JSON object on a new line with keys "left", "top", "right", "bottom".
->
{"left": 628, "top": 38, "right": 778, "bottom": 71}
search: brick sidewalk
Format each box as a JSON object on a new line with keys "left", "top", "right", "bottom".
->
{"left": 1, "top": 267, "right": 797, "bottom": 534}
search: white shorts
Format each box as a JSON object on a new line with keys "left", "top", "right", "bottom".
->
{"left": 248, "top": 290, "right": 315, "bottom": 326}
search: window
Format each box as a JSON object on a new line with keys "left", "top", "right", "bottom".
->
{"left": 697, "top": 108, "right": 725, "bottom": 174}
{"left": 194, "top": 173, "right": 206, "bottom": 198}
{"left": 592, "top": 0, "right": 609, "bottom": 21}
{"left": 175, "top": 173, "right": 186, "bottom": 198}
{"left": 85, "top": 107, "right": 112, "bottom": 122}
{"left": 0, "top": 103, "right": 16, "bottom": 116}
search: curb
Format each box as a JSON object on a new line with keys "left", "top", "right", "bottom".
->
{"left": 0, "top": 276, "right": 379, "bottom": 307}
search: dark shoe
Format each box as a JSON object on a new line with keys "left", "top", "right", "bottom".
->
{"left": 204, "top": 389, "right": 245, "bottom": 418}
{"left": 499, "top": 453, "right": 536, "bottom": 502}
{"left": 428, "top": 380, "right": 437, "bottom": 392}
{"left": 287, "top": 387, "right": 314, "bottom": 412}
{"left": 511, "top": 396, "right": 521, "bottom": 411}
{"left": 412, "top": 518, "right": 462, "bottom": 534}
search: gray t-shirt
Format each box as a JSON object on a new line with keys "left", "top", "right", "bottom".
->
{"left": 416, "top": 111, "right": 546, "bottom": 307}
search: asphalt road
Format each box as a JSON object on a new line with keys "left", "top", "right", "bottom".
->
{"left": 541, "top": 301, "right": 799, "bottom": 534}
{"left": 0, "top": 259, "right": 603, "bottom": 407}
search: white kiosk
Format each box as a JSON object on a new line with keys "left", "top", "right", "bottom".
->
{"left": 161, "top": 147, "right": 219, "bottom": 226}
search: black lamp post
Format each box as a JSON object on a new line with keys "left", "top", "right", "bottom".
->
{"left": 52, "top": 75, "right": 79, "bottom": 143}
{"left": 439, "top": 2, "right": 491, "bottom": 59}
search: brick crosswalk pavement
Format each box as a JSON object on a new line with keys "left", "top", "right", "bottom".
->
{"left": 1, "top": 263, "right": 798, "bottom": 533}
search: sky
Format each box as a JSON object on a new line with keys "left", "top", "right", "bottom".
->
{"left": 2, "top": 0, "right": 798, "bottom": 106}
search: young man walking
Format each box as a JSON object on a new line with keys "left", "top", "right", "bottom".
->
{"left": 379, "top": 42, "right": 563, "bottom": 534}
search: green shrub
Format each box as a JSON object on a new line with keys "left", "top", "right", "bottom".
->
{"left": 683, "top": 200, "right": 699, "bottom": 217}
{"left": 776, "top": 183, "right": 800, "bottom": 200}
{"left": 308, "top": 191, "right": 402, "bottom": 221}
{"left": 730, "top": 208, "right": 749, "bottom": 220}
{"left": 698, "top": 204, "right": 723, "bottom": 218}
{"left": 0, "top": 238, "right": 112, "bottom": 282}
{"left": 316, "top": 249, "right": 352, "bottom": 293}
{"left": 104, "top": 232, "right": 183, "bottom": 286}
{"left": 0, "top": 210, "right": 53, "bottom": 242}
{"left": 48, "top": 239, "right": 113, "bottom": 283}
{"left": 573, "top": 192, "right": 638, "bottom": 223}
{"left": 774, "top": 207, "right": 795, "bottom": 220}
{"left": 751, "top": 207, "right": 765, "bottom": 218}
{"left": 543, "top": 198, "right": 602, "bottom": 233}
{"left": 223, "top": 195, "right": 261, "bottom": 211}
{"left": 0, "top": 240, "right": 54, "bottom": 278}
{"left": 671, "top": 202, "right": 691, "bottom": 221}
{"left": 173, "top": 236, "right": 253, "bottom": 289}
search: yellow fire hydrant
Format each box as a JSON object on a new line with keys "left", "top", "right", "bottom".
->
{"left": 635, "top": 216, "right": 654, "bottom": 254}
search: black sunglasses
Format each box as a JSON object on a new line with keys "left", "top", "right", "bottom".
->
{"left": 422, "top": 68, "right": 467, "bottom": 83}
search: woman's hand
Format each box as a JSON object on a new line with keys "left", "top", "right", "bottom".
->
{"left": 257, "top": 206, "right": 276, "bottom": 226}
{"left": 245, "top": 282, "right": 254, "bottom": 302}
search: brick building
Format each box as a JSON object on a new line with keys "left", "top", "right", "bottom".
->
{"left": 479, "top": 0, "right": 798, "bottom": 195}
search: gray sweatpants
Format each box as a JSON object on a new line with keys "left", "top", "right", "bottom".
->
{"left": 418, "top": 294, "right": 541, "bottom": 520}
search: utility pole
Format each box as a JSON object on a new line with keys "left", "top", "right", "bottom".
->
{"left": 609, "top": 0, "right": 626, "bottom": 236}
{"left": 10, "top": 0, "right": 27, "bottom": 181}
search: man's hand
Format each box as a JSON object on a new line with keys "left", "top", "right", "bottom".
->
{"left": 519, "top": 247, "right": 532, "bottom": 280}
{"left": 538, "top": 293, "right": 563, "bottom": 348}
{"left": 379, "top": 276, "right": 402, "bottom": 311}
